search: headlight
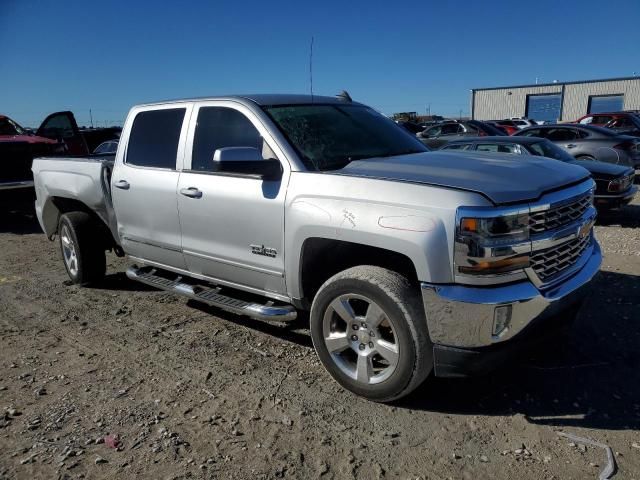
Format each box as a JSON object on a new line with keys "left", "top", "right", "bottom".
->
{"left": 607, "top": 174, "right": 633, "bottom": 193}
{"left": 455, "top": 209, "right": 530, "bottom": 279}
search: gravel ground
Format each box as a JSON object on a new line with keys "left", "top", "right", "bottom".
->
{"left": 0, "top": 191, "right": 639, "bottom": 480}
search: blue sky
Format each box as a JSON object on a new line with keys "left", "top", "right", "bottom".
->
{"left": 1, "top": 0, "right": 639, "bottom": 127}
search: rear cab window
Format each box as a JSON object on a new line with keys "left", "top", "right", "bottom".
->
{"left": 126, "top": 108, "right": 186, "bottom": 169}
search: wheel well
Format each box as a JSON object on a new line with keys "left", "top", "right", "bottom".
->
{"left": 299, "top": 238, "right": 419, "bottom": 307}
{"left": 49, "top": 197, "right": 116, "bottom": 250}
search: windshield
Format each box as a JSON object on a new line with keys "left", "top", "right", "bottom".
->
{"left": 0, "top": 117, "right": 25, "bottom": 136}
{"left": 527, "top": 140, "right": 575, "bottom": 162}
{"left": 264, "top": 104, "right": 429, "bottom": 171}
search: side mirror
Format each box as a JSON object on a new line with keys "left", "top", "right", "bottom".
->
{"left": 212, "top": 147, "right": 283, "bottom": 180}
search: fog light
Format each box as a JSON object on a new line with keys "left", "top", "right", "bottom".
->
{"left": 493, "top": 305, "right": 512, "bottom": 337}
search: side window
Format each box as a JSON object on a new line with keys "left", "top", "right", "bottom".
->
{"left": 440, "top": 124, "right": 461, "bottom": 135}
{"left": 546, "top": 128, "right": 577, "bottom": 141}
{"left": 476, "top": 143, "right": 519, "bottom": 154}
{"left": 126, "top": 109, "right": 185, "bottom": 169}
{"left": 191, "top": 107, "right": 267, "bottom": 172}
{"left": 579, "top": 116, "right": 593, "bottom": 125}
{"left": 441, "top": 144, "right": 470, "bottom": 150}
{"left": 520, "top": 128, "right": 542, "bottom": 138}
{"left": 425, "top": 126, "right": 442, "bottom": 137}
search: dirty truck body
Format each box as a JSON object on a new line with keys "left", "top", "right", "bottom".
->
{"left": 32, "top": 95, "right": 601, "bottom": 401}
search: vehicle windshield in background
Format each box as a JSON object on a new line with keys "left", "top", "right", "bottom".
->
{"left": 0, "top": 117, "right": 25, "bottom": 136}
{"left": 527, "top": 141, "right": 576, "bottom": 162}
{"left": 264, "top": 104, "right": 428, "bottom": 171}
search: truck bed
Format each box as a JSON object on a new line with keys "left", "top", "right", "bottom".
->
{"left": 32, "top": 155, "right": 119, "bottom": 241}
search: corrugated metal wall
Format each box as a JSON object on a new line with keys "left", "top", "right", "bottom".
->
{"left": 473, "top": 78, "right": 640, "bottom": 121}
{"left": 563, "top": 79, "right": 640, "bottom": 120}
{"left": 473, "top": 85, "right": 561, "bottom": 120}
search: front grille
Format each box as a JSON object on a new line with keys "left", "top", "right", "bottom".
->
{"left": 529, "top": 193, "right": 592, "bottom": 234}
{"left": 530, "top": 234, "right": 592, "bottom": 282}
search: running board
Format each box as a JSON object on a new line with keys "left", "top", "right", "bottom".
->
{"left": 126, "top": 266, "right": 297, "bottom": 322}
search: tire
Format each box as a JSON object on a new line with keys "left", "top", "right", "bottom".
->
{"left": 310, "top": 266, "right": 432, "bottom": 402}
{"left": 58, "top": 212, "right": 106, "bottom": 286}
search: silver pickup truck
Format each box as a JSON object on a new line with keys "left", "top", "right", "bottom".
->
{"left": 33, "top": 94, "right": 601, "bottom": 402}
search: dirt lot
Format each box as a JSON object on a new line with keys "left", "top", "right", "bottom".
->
{"left": 0, "top": 191, "right": 639, "bottom": 480}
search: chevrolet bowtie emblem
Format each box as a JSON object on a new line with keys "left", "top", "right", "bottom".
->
{"left": 577, "top": 217, "right": 594, "bottom": 240}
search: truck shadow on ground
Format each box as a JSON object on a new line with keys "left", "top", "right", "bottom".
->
{"left": 185, "top": 270, "right": 639, "bottom": 432}
{"left": 596, "top": 204, "right": 640, "bottom": 228}
{"left": 0, "top": 192, "right": 42, "bottom": 234}
{"left": 400, "top": 270, "right": 640, "bottom": 432}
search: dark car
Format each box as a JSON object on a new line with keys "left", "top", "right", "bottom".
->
{"left": 440, "top": 136, "right": 637, "bottom": 210}
{"left": 396, "top": 120, "right": 424, "bottom": 135}
{"left": 603, "top": 114, "right": 640, "bottom": 137}
{"left": 93, "top": 140, "right": 119, "bottom": 155}
{"left": 417, "top": 120, "right": 505, "bottom": 149}
{"left": 514, "top": 124, "right": 640, "bottom": 169}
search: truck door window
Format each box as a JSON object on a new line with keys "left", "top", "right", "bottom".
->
{"left": 126, "top": 108, "right": 185, "bottom": 169}
{"left": 191, "top": 107, "right": 266, "bottom": 172}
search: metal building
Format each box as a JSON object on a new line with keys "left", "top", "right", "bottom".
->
{"left": 471, "top": 76, "right": 640, "bottom": 123}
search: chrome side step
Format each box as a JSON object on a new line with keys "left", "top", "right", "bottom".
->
{"left": 126, "top": 266, "right": 297, "bottom": 322}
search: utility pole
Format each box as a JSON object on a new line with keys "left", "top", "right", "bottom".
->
{"left": 89, "top": 109, "right": 94, "bottom": 128}
{"left": 459, "top": 109, "right": 462, "bottom": 120}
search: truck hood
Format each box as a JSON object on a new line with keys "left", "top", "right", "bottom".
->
{"left": 334, "top": 151, "right": 591, "bottom": 204}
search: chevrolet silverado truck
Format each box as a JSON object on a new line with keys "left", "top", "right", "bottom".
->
{"left": 32, "top": 94, "right": 601, "bottom": 402}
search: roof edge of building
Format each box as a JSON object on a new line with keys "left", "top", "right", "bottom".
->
{"left": 472, "top": 76, "right": 640, "bottom": 92}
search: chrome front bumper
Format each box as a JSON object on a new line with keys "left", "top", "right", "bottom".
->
{"left": 421, "top": 240, "right": 601, "bottom": 348}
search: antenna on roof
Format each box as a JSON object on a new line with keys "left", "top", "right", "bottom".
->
{"left": 309, "top": 36, "right": 314, "bottom": 102}
{"left": 336, "top": 90, "right": 352, "bottom": 102}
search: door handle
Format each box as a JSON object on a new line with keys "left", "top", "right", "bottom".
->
{"left": 566, "top": 144, "right": 577, "bottom": 149}
{"left": 180, "top": 187, "right": 202, "bottom": 198}
{"left": 114, "top": 180, "right": 130, "bottom": 190}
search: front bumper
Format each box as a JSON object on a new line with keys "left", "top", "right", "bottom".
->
{"left": 421, "top": 240, "right": 601, "bottom": 356}
{"left": 594, "top": 185, "right": 637, "bottom": 209}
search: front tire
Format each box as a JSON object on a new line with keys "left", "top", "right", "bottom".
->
{"left": 310, "top": 266, "right": 432, "bottom": 402}
{"left": 58, "top": 212, "right": 106, "bottom": 285}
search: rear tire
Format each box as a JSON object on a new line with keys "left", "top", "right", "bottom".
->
{"left": 310, "top": 266, "right": 432, "bottom": 402}
{"left": 58, "top": 212, "right": 106, "bottom": 286}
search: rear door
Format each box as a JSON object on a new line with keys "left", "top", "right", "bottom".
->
{"left": 177, "top": 101, "right": 289, "bottom": 297}
{"left": 111, "top": 105, "right": 191, "bottom": 269}
{"left": 36, "top": 111, "right": 88, "bottom": 155}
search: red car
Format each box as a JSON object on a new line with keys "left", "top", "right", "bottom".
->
{"left": 1, "top": 112, "right": 120, "bottom": 192}
{"left": 575, "top": 112, "right": 636, "bottom": 126}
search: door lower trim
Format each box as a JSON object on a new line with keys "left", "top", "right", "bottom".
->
{"left": 122, "top": 236, "right": 183, "bottom": 253}
{"left": 182, "top": 249, "right": 283, "bottom": 277}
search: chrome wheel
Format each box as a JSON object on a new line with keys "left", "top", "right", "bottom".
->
{"left": 60, "top": 225, "right": 78, "bottom": 277}
{"left": 322, "top": 294, "right": 399, "bottom": 385}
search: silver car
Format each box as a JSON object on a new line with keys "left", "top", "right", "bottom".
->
{"left": 515, "top": 124, "right": 640, "bottom": 169}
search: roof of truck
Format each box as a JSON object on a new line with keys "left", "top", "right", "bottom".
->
{"left": 136, "top": 94, "right": 364, "bottom": 107}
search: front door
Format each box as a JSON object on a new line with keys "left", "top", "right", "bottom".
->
{"left": 177, "top": 102, "right": 288, "bottom": 297}
{"left": 111, "top": 105, "right": 191, "bottom": 269}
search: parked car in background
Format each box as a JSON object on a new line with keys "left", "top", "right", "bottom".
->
{"left": 395, "top": 120, "right": 425, "bottom": 135}
{"left": 0, "top": 111, "right": 120, "bottom": 193}
{"left": 491, "top": 118, "right": 536, "bottom": 131}
{"left": 417, "top": 120, "right": 505, "bottom": 149}
{"left": 1, "top": 114, "right": 60, "bottom": 191}
{"left": 603, "top": 115, "right": 640, "bottom": 138}
{"left": 515, "top": 124, "right": 640, "bottom": 169}
{"left": 440, "top": 136, "right": 637, "bottom": 210}
{"left": 575, "top": 111, "right": 639, "bottom": 128}
{"left": 93, "top": 140, "right": 119, "bottom": 155}
{"left": 485, "top": 121, "right": 519, "bottom": 135}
